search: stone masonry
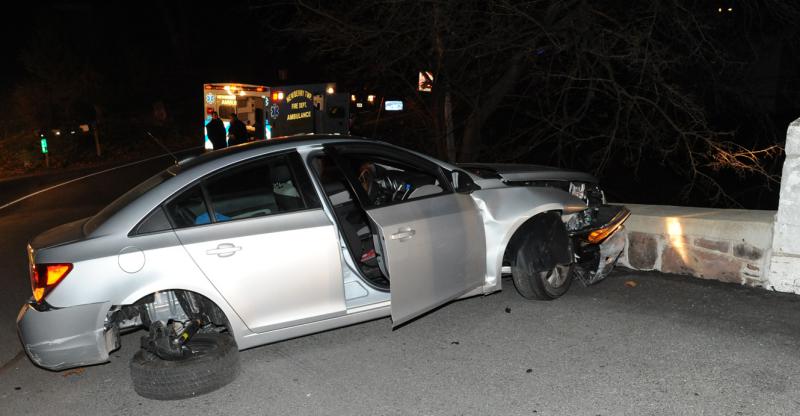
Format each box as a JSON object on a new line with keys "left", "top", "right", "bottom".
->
{"left": 617, "top": 205, "right": 774, "bottom": 288}
{"left": 618, "top": 116, "right": 800, "bottom": 293}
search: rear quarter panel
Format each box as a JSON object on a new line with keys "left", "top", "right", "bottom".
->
{"left": 38, "top": 230, "right": 251, "bottom": 347}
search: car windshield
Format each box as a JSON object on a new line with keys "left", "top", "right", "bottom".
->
{"left": 84, "top": 167, "right": 178, "bottom": 235}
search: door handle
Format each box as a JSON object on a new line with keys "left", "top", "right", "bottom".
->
{"left": 390, "top": 227, "right": 416, "bottom": 241}
{"left": 206, "top": 243, "right": 242, "bottom": 257}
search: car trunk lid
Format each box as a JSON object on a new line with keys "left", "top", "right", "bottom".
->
{"left": 29, "top": 217, "right": 90, "bottom": 251}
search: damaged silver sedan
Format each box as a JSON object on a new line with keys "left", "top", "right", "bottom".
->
{"left": 17, "top": 136, "right": 629, "bottom": 399}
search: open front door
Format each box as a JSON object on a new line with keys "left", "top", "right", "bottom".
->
{"left": 367, "top": 193, "right": 486, "bottom": 326}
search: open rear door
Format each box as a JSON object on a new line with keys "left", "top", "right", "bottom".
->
{"left": 366, "top": 193, "right": 486, "bottom": 326}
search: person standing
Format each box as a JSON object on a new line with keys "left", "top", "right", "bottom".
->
{"left": 206, "top": 112, "right": 227, "bottom": 150}
{"left": 227, "top": 113, "right": 248, "bottom": 146}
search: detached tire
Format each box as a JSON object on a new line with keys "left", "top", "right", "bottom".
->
{"left": 130, "top": 333, "right": 240, "bottom": 400}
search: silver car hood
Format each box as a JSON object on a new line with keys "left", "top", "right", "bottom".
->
{"left": 459, "top": 163, "right": 597, "bottom": 184}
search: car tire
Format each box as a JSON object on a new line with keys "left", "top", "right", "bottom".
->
{"left": 130, "top": 332, "right": 240, "bottom": 400}
{"left": 512, "top": 235, "right": 574, "bottom": 300}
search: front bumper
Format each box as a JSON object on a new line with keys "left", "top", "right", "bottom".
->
{"left": 571, "top": 205, "right": 631, "bottom": 285}
{"left": 17, "top": 301, "right": 118, "bottom": 371}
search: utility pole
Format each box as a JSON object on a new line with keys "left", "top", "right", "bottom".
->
{"left": 93, "top": 122, "right": 102, "bottom": 157}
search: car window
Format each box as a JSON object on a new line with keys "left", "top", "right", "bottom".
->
{"left": 207, "top": 155, "right": 308, "bottom": 222}
{"left": 165, "top": 186, "right": 209, "bottom": 228}
{"left": 164, "top": 153, "right": 317, "bottom": 229}
{"left": 132, "top": 206, "right": 172, "bottom": 235}
{"left": 339, "top": 154, "right": 446, "bottom": 207}
{"left": 85, "top": 169, "right": 174, "bottom": 235}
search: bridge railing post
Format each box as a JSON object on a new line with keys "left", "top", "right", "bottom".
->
{"left": 769, "top": 118, "right": 800, "bottom": 293}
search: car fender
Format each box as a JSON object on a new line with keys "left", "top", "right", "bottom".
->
{"left": 470, "top": 186, "right": 587, "bottom": 293}
{"left": 114, "top": 256, "right": 250, "bottom": 346}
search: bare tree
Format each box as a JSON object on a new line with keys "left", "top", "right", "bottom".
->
{"left": 13, "top": 8, "right": 103, "bottom": 132}
{"left": 256, "top": 0, "right": 794, "bottom": 206}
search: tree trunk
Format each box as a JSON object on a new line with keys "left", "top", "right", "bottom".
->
{"left": 432, "top": 4, "right": 449, "bottom": 160}
{"left": 460, "top": 113, "right": 481, "bottom": 163}
{"left": 458, "top": 53, "right": 525, "bottom": 162}
{"left": 93, "top": 104, "right": 103, "bottom": 157}
{"left": 430, "top": 87, "right": 447, "bottom": 160}
{"left": 444, "top": 91, "right": 456, "bottom": 162}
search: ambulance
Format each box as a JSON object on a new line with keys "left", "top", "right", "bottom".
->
{"left": 203, "top": 82, "right": 349, "bottom": 149}
{"left": 267, "top": 83, "right": 349, "bottom": 138}
{"left": 203, "top": 83, "right": 271, "bottom": 150}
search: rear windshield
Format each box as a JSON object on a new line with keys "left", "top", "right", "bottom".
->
{"left": 84, "top": 168, "right": 176, "bottom": 235}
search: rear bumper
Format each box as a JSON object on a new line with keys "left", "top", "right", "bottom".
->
{"left": 16, "top": 301, "right": 118, "bottom": 371}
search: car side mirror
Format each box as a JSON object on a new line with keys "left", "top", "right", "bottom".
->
{"left": 452, "top": 170, "right": 481, "bottom": 194}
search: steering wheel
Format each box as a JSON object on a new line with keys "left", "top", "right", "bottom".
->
{"left": 358, "top": 163, "right": 413, "bottom": 204}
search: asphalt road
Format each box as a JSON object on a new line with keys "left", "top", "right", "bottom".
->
{"left": 2, "top": 158, "right": 800, "bottom": 415}
{"left": 2, "top": 271, "right": 800, "bottom": 415}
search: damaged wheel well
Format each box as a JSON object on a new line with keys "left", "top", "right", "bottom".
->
{"left": 503, "top": 211, "right": 573, "bottom": 272}
{"left": 110, "top": 290, "right": 231, "bottom": 333}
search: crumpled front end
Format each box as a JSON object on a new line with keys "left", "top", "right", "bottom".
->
{"left": 566, "top": 205, "right": 631, "bottom": 285}
{"left": 17, "top": 301, "right": 118, "bottom": 371}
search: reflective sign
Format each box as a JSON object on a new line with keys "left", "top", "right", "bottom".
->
{"left": 385, "top": 101, "right": 404, "bottom": 111}
{"left": 418, "top": 71, "right": 433, "bottom": 92}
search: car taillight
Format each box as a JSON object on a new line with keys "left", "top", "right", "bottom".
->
{"left": 30, "top": 263, "right": 73, "bottom": 303}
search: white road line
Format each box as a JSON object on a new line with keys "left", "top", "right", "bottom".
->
{"left": 0, "top": 153, "right": 182, "bottom": 211}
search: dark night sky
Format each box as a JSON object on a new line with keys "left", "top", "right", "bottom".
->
{"left": 3, "top": 2, "right": 796, "bottom": 128}
{"left": 0, "top": 2, "right": 316, "bottom": 108}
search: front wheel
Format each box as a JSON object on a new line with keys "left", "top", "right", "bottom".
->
{"left": 512, "top": 238, "right": 574, "bottom": 300}
{"left": 130, "top": 332, "right": 240, "bottom": 400}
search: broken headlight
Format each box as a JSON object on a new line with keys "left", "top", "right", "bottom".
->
{"left": 569, "top": 182, "right": 586, "bottom": 200}
{"left": 564, "top": 208, "right": 597, "bottom": 232}
{"left": 569, "top": 181, "right": 605, "bottom": 207}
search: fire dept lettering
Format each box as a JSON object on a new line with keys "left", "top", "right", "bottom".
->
{"left": 285, "top": 89, "right": 314, "bottom": 122}
{"left": 286, "top": 90, "right": 313, "bottom": 102}
{"left": 287, "top": 111, "right": 312, "bottom": 121}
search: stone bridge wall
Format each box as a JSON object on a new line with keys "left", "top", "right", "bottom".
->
{"left": 616, "top": 204, "right": 775, "bottom": 288}
{"left": 616, "top": 118, "right": 800, "bottom": 294}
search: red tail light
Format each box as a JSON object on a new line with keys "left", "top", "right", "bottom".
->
{"left": 30, "top": 263, "right": 73, "bottom": 303}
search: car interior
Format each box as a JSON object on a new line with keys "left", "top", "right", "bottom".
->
{"left": 311, "top": 154, "right": 391, "bottom": 290}
{"left": 309, "top": 150, "right": 449, "bottom": 292}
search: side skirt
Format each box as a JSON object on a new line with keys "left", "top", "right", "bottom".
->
{"left": 236, "top": 302, "right": 391, "bottom": 350}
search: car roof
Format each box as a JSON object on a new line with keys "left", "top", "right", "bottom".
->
{"left": 177, "top": 135, "right": 371, "bottom": 171}
{"left": 174, "top": 134, "right": 460, "bottom": 179}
